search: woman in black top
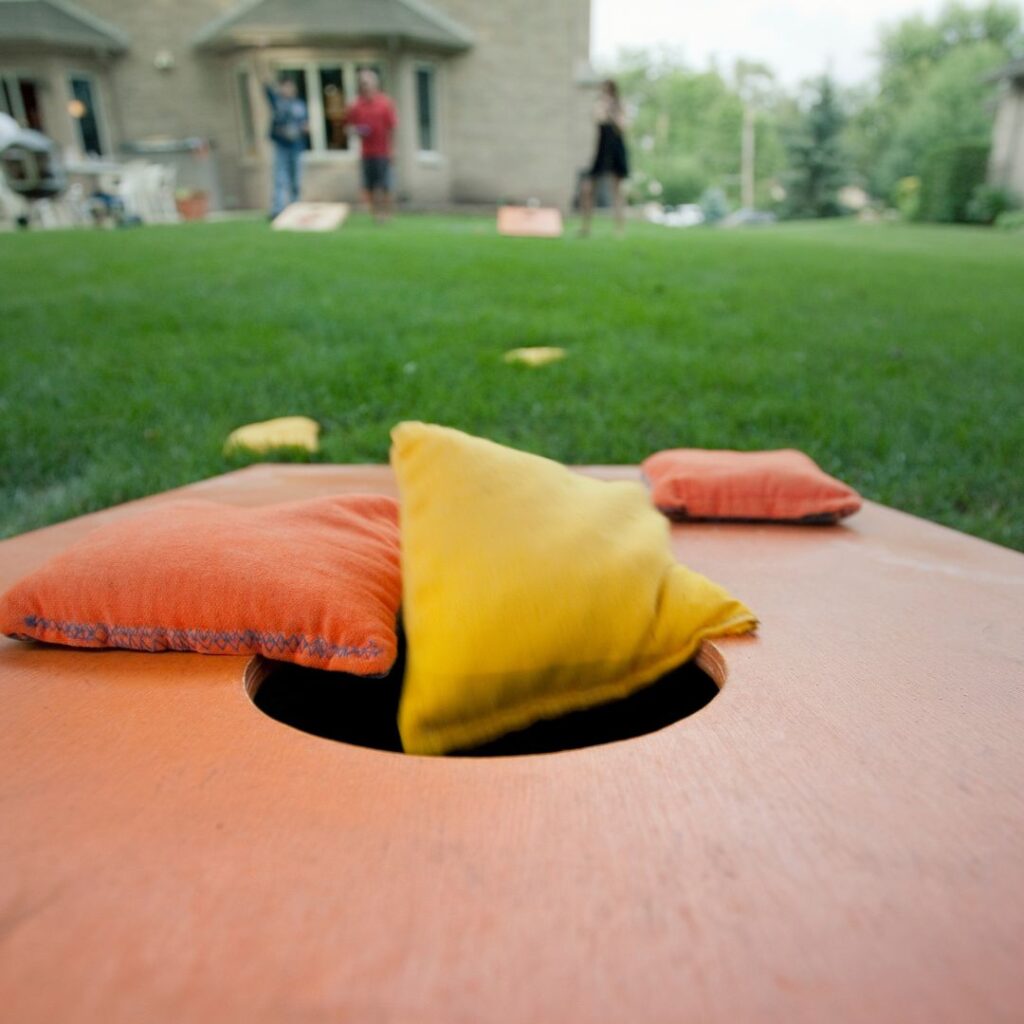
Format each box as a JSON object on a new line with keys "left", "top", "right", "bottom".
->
{"left": 579, "top": 79, "right": 630, "bottom": 236}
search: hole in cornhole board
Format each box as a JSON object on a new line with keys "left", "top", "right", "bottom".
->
{"left": 497, "top": 205, "right": 564, "bottom": 238}
{"left": 246, "top": 635, "right": 724, "bottom": 757}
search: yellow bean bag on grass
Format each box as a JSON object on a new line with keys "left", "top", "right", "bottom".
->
{"left": 224, "top": 416, "right": 320, "bottom": 456}
{"left": 392, "top": 422, "right": 757, "bottom": 756}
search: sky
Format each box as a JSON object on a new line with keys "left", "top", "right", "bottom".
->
{"left": 591, "top": 0, "right": 1024, "bottom": 86}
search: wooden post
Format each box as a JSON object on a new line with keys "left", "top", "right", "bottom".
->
{"left": 741, "top": 103, "right": 755, "bottom": 210}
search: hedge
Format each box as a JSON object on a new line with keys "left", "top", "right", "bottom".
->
{"left": 918, "top": 141, "right": 990, "bottom": 223}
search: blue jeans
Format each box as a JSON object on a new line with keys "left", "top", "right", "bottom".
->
{"left": 271, "top": 144, "right": 302, "bottom": 216}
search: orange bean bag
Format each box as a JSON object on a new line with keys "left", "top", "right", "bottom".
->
{"left": 642, "top": 448, "right": 861, "bottom": 523}
{"left": 0, "top": 495, "right": 402, "bottom": 674}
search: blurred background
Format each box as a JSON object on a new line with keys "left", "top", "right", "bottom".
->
{"left": 2, "top": 0, "right": 1022, "bottom": 224}
{"left": 1, "top": 2, "right": 1022, "bottom": 553}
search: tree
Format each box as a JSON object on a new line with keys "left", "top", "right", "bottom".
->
{"left": 782, "top": 76, "right": 847, "bottom": 218}
{"left": 847, "top": 1, "right": 1022, "bottom": 195}
{"left": 612, "top": 50, "right": 786, "bottom": 207}
{"left": 874, "top": 41, "right": 1008, "bottom": 194}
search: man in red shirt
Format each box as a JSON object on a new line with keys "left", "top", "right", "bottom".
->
{"left": 345, "top": 70, "right": 397, "bottom": 221}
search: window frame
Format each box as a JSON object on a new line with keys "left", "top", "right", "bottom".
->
{"left": 413, "top": 61, "right": 440, "bottom": 158}
{"left": 316, "top": 63, "right": 350, "bottom": 154}
{"left": 248, "top": 57, "right": 396, "bottom": 160}
{"left": 67, "top": 71, "right": 110, "bottom": 156}
{"left": 235, "top": 67, "right": 259, "bottom": 157}
{"left": 0, "top": 71, "right": 46, "bottom": 134}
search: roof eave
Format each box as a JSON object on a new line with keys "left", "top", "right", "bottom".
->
{"left": 0, "top": 34, "right": 127, "bottom": 56}
{"left": 191, "top": 0, "right": 473, "bottom": 56}
{"left": 195, "top": 30, "right": 471, "bottom": 55}
{"left": 47, "top": 0, "right": 130, "bottom": 48}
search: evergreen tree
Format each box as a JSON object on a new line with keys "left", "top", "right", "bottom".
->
{"left": 783, "top": 76, "right": 847, "bottom": 218}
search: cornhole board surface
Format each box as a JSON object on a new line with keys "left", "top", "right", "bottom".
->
{"left": 271, "top": 201, "right": 349, "bottom": 231}
{"left": 1, "top": 464, "right": 1022, "bottom": 1024}
{"left": 497, "top": 205, "right": 564, "bottom": 237}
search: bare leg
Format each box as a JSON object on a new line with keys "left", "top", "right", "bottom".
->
{"left": 579, "top": 176, "right": 594, "bottom": 236}
{"left": 374, "top": 189, "right": 393, "bottom": 223}
{"left": 612, "top": 176, "right": 625, "bottom": 236}
{"left": 361, "top": 189, "right": 375, "bottom": 217}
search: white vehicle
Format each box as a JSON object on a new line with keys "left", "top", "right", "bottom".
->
{"left": 664, "top": 204, "right": 704, "bottom": 228}
{"left": 645, "top": 202, "right": 705, "bottom": 228}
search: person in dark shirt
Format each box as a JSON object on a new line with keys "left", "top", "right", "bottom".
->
{"left": 263, "top": 74, "right": 308, "bottom": 218}
{"left": 579, "top": 79, "right": 630, "bottom": 237}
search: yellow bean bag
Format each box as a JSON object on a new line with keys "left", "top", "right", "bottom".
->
{"left": 224, "top": 416, "right": 320, "bottom": 456}
{"left": 503, "top": 346, "right": 567, "bottom": 367}
{"left": 391, "top": 422, "right": 757, "bottom": 755}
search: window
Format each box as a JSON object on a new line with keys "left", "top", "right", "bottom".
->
{"left": 0, "top": 74, "right": 45, "bottom": 133}
{"left": 260, "top": 60, "right": 390, "bottom": 155}
{"left": 236, "top": 69, "right": 257, "bottom": 154}
{"left": 69, "top": 75, "right": 105, "bottom": 155}
{"left": 19, "top": 79, "right": 44, "bottom": 132}
{"left": 414, "top": 65, "right": 437, "bottom": 153}
{"left": 318, "top": 66, "right": 347, "bottom": 151}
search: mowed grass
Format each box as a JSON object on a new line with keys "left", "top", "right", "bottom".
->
{"left": 1, "top": 215, "right": 1022, "bottom": 549}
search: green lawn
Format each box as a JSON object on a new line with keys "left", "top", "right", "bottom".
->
{"left": 1, "top": 215, "right": 1022, "bottom": 550}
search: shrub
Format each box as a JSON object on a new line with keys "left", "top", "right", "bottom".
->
{"left": 918, "top": 142, "right": 990, "bottom": 223}
{"left": 966, "top": 183, "right": 1020, "bottom": 225}
{"left": 995, "top": 208, "right": 1024, "bottom": 231}
{"left": 641, "top": 156, "right": 710, "bottom": 206}
{"left": 892, "top": 176, "right": 921, "bottom": 221}
{"left": 698, "top": 186, "right": 730, "bottom": 224}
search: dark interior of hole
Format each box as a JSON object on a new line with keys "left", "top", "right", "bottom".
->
{"left": 253, "top": 636, "right": 720, "bottom": 756}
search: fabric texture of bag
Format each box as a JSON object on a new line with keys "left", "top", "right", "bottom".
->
{"left": 392, "top": 422, "right": 757, "bottom": 756}
{"left": 0, "top": 494, "right": 402, "bottom": 674}
{"left": 642, "top": 448, "right": 862, "bottom": 523}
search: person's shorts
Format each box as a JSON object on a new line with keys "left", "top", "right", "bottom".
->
{"left": 361, "top": 157, "right": 392, "bottom": 192}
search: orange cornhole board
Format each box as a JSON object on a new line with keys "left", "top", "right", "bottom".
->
{"left": 272, "top": 201, "right": 349, "bottom": 231}
{"left": 2, "top": 464, "right": 1022, "bottom": 1023}
{"left": 497, "top": 205, "right": 564, "bottom": 237}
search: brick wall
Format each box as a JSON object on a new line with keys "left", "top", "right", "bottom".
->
{"left": 431, "top": 0, "right": 594, "bottom": 209}
{"left": 75, "top": 0, "right": 246, "bottom": 206}
{"left": 69, "top": 0, "right": 593, "bottom": 211}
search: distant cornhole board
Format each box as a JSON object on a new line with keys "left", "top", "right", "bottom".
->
{"left": 497, "top": 205, "right": 563, "bottom": 238}
{"left": 272, "top": 202, "right": 349, "bottom": 232}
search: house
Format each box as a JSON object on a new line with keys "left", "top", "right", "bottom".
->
{"left": 989, "top": 57, "right": 1024, "bottom": 202}
{"left": 0, "top": 0, "right": 595, "bottom": 211}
